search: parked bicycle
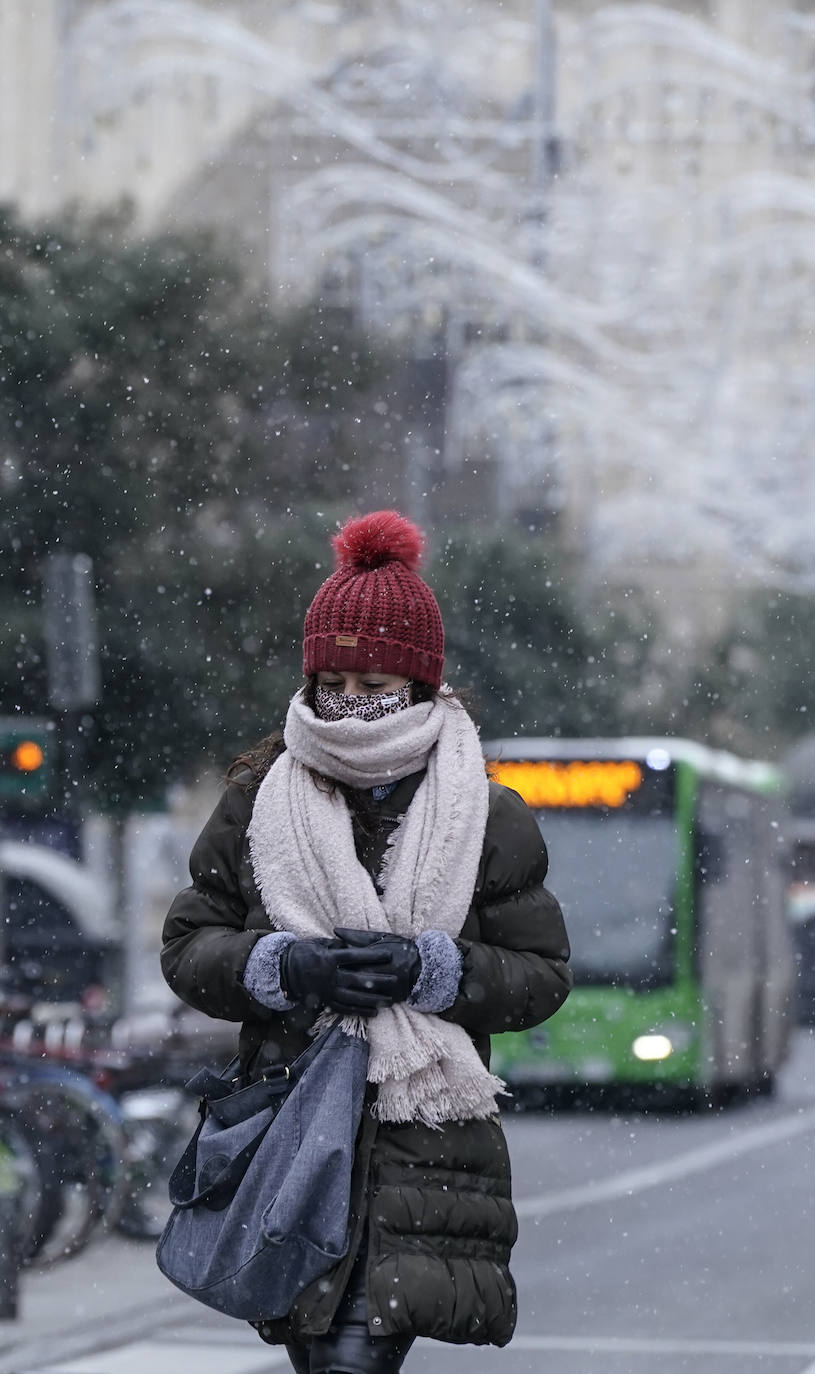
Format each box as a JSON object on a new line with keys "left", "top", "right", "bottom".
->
{"left": 0, "top": 993, "right": 224, "bottom": 1265}
{"left": 0, "top": 1029, "right": 128, "bottom": 1263}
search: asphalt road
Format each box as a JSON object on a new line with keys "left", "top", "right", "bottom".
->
{"left": 5, "top": 1031, "right": 815, "bottom": 1374}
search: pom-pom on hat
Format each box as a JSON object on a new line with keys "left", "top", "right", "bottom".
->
{"left": 303, "top": 510, "right": 444, "bottom": 689}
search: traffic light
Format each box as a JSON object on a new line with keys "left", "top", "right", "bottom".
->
{"left": 0, "top": 719, "right": 52, "bottom": 804}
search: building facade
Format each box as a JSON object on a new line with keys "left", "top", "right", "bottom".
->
{"left": 4, "top": 0, "right": 815, "bottom": 617}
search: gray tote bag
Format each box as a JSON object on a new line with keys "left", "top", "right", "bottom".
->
{"left": 155, "top": 1023, "right": 369, "bottom": 1321}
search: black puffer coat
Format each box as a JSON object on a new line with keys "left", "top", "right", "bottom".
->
{"left": 161, "top": 769, "right": 571, "bottom": 1348}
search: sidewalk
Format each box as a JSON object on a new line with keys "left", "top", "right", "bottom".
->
{"left": 0, "top": 1234, "right": 477, "bottom": 1374}
{"left": 0, "top": 1234, "right": 289, "bottom": 1374}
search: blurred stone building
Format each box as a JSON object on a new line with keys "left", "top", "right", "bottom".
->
{"left": 4, "top": 0, "right": 815, "bottom": 629}
{"left": 2, "top": 2, "right": 798, "bottom": 223}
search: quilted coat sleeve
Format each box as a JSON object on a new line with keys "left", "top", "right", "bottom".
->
{"left": 441, "top": 782, "right": 572, "bottom": 1036}
{"left": 160, "top": 782, "right": 272, "bottom": 1023}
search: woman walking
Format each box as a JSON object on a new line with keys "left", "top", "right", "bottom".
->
{"left": 161, "top": 509, "right": 572, "bottom": 1374}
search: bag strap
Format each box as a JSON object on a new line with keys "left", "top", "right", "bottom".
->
{"left": 168, "top": 1113, "right": 271, "bottom": 1210}
{"left": 185, "top": 1056, "right": 242, "bottom": 1100}
{"left": 166, "top": 1108, "right": 206, "bottom": 1207}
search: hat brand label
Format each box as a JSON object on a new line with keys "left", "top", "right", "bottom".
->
{"left": 335, "top": 634, "right": 359, "bottom": 647}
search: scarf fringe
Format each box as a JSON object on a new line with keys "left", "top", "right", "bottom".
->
{"left": 315, "top": 1010, "right": 369, "bottom": 1041}
{"left": 364, "top": 1011, "right": 448, "bottom": 1081}
{"left": 372, "top": 1066, "right": 508, "bottom": 1127}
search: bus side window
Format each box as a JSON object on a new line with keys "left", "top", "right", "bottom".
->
{"left": 695, "top": 828, "right": 728, "bottom": 884}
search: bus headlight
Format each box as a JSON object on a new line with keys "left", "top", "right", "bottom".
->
{"left": 632, "top": 1034, "right": 674, "bottom": 1061}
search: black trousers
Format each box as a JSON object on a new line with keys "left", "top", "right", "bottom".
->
{"left": 286, "top": 1250, "right": 414, "bottom": 1374}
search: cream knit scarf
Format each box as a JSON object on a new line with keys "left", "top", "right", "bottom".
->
{"left": 247, "top": 688, "right": 504, "bottom": 1126}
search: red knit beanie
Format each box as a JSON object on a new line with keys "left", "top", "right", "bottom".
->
{"left": 303, "top": 511, "right": 444, "bottom": 689}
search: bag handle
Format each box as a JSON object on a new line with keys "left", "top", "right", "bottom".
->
{"left": 170, "top": 1030, "right": 338, "bottom": 1209}
{"left": 185, "top": 1027, "right": 334, "bottom": 1105}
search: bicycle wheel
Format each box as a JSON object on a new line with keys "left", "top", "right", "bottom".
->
{"left": 4, "top": 1064, "right": 128, "bottom": 1264}
{"left": 116, "top": 1085, "right": 200, "bottom": 1240}
{"left": 0, "top": 1106, "right": 48, "bottom": 1264}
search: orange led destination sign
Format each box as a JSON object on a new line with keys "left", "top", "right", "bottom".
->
{"left": 487, "top": 759, "right": 644, "bottom": 809}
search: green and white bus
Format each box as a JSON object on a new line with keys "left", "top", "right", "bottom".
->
{"left": 483, "top": 738, "right": 794, "bottom": 1098}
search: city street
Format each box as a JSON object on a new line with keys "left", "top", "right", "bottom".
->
{"left": 4, "top": 1030, "right": 815, "bottom": 1374}
{"left": 5, "top": 7, "right": 815, "bottom": 1374}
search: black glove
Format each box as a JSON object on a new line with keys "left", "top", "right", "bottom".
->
{"left": 280, "top": 937, "right": 393, "bottom": 1014}
{"left": 334, "top": 928, "right": 421, "bottom": 1006}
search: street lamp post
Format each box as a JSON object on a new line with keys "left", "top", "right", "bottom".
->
{"left": 531, "top": 0, "right": 556, "bottom": 207}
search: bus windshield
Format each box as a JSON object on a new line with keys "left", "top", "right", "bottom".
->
{"left": 536, "top": 811, "right": 679, "bottom": 988}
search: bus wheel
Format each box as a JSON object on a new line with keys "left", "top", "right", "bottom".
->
{"left": 745, "top": 1072, "right": 776, "bottom": 1100}
{"left": 703, "top": 1077, "right": 775, "bottom": 1109}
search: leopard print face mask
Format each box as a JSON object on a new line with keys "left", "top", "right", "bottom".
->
{"left": 314, "top": 682, "right": 413, "bottom": 722}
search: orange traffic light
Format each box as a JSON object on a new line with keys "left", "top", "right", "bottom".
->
{"left": 12, "top": 740, "right": 45, "bottom": 772}
{"left": 0, "top": 720, "right": 51, "bottom": 803}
